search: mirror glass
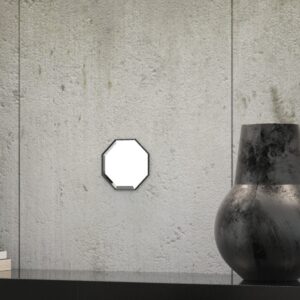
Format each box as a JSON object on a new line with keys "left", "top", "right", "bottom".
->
{"left": 102, "top": 139, "right": 149, "bottom": 190}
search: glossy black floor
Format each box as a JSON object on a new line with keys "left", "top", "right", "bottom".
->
{"left": 0, "top": 270, "right": 300, "bottom": 300}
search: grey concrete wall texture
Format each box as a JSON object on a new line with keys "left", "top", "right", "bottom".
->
{"left": 0, "top": 0, "right": 299, "bottom": 275}
{"left": 0, "top": 0, "right": 19, "bottom": 269}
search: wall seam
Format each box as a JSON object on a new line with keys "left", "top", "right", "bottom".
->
{"left": 18, "top": 0, "right": 21, "bottom": 272}
{"left": 230, "top": 0, "right": 234, "bottom": 284}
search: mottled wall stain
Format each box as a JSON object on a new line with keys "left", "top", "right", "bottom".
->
{"left": 57, "top": 181, "right": 64, "bottom": 207}
{"left": 241, "top": 96, "right": 251, "bottom": 109}
{"left": 236, "top": 92, "right": 252, "bottom": 114}
{"left": 270, "top": 86, "right": 296, "bottom": 123}
{"left": 82, "top": 64, "right": 87, "bottom": 88}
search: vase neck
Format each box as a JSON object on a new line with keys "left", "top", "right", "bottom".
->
{"left": 235, "top": 124, "right": 300, "bottom": 185}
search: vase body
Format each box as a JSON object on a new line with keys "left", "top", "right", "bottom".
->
{"left": 215, "top": 124, "right": 300, "bottom": 282}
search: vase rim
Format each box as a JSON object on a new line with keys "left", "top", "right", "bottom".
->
{"left": 242, "top": 123, "right": 298, "bottom": 127}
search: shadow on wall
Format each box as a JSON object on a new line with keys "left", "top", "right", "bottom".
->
{"left": 270, "top": 86, "right": 296, "bottom": 123}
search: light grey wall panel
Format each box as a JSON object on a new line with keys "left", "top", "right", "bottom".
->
{"left": 21, "top": 0, "right": 231, "bottom": 273}
{"left": 0, "top": 0, "right": 19, "bottom": 268}
{"left": 233, "top": 0, "right": 300, "bottom": 168}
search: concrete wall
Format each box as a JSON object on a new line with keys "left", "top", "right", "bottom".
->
{"left": 0, "top": 0, "right": 19, "bottom": 269}
{"left": 0, "top": 0, "right": 299, "bottom": 274}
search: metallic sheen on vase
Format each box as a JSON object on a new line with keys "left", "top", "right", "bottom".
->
{"left": 215, "top": 123, "right": 300, "bottom": 282}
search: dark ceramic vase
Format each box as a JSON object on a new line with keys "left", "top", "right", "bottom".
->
{"left": 215, "top": 123, "right": 300, "bottom": 282}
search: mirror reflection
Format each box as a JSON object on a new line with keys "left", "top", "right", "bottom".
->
{"left": 102, "top": 139, "right": 149, "bottom": 190}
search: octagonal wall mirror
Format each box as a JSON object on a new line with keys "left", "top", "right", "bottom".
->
{"left": 102, "top": 139, "right": 149, "bottom": 190}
